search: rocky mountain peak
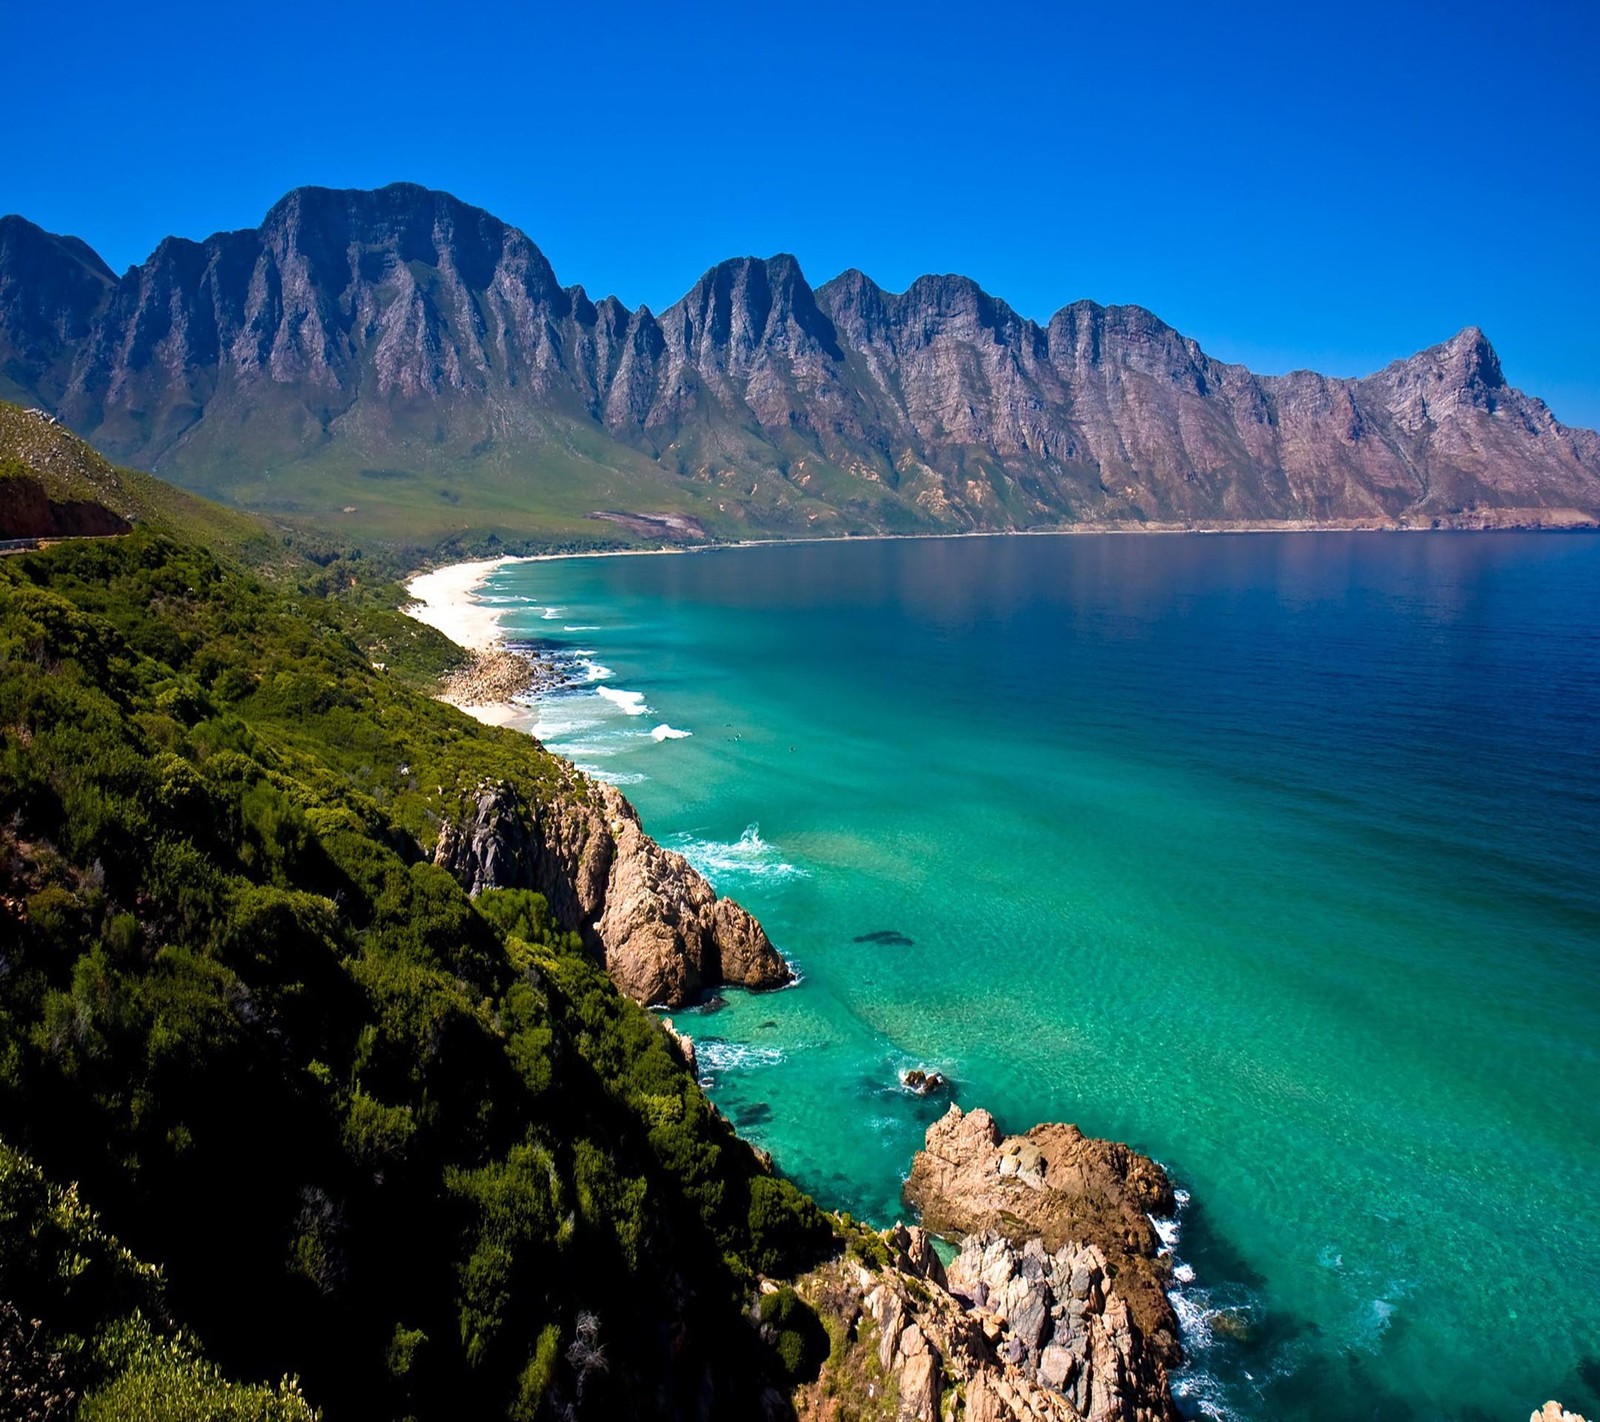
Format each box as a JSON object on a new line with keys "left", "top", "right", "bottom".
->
{"left": 1440, "top": 324, "right": 1505, "bottom": 390}
{"left": 1, "top": 185, "right": 1595, "bottom": 533}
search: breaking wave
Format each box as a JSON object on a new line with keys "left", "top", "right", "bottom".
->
{"left": 597, "top": 686, "right": 650, "bottom": 716}
{"left": 667, "top": 824, "right": 807, "bottom": 886}
{"left": 651, "top": 724, "right": 693, "bottom": 741}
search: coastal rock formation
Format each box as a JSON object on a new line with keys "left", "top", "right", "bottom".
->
{"left": 4, "top": 185, "right": 1599, "bottom": 536}
{"left": 794, "top": 1218, "right": 1177, "bottom": 1421}
{"left": 432, "top": 777, "right": 791, "bottom": 1007}
{"left": 901, "top": 1067, "right": 950, "bottom": 1096}
{"left": 791, "top": 1106, "right": 1184, "bottom": 1419}
{"left": 1532, "top": 1407, "right": 1589, "bottom": 1422}
{"left": 438, "top": 647, "right": 563, "bottom": 707}
{"left": 904, "top": 1105, "right": 1179, "bottom": 1361}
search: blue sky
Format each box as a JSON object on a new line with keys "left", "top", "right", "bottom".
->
{"left": 8, "top": 0, "right": 1599, "bottom": 426}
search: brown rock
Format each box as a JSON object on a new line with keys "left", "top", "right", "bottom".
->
{"left": 903, "top": 1105, "right": 1179, "bottom": 1366}
{"left": 434, "top": 777, "right": 791, "bottom": 1007}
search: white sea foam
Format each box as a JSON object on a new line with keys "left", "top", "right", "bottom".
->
{"left": 669, "top": 824, "right": 807, "bottom": 884}
{"left": 564, "top": 624, "right": 600, "bottom": 632}
{"left": 651, "top": 724, "right": 693, "bottom": 741}
{"left": 597, "top": 687, "right": 651, "bottom": 716}
{"left": 1159, "top": 1184, "right": 1247, "bottom": 1420}
{"left": 574, "top": 659, "right": 614, "bottom": 684}
{"left": 695, "top": 1041, "right": 785, "bottom": 1073}
{"left": 527, "top": 711, "right": 603, "bottom": 739}
{"left": 541, "top": 606, "right": 563, "bottom": 619}
{"left": 1152, "top": 1214, "right": 1181, "bottom": 1253}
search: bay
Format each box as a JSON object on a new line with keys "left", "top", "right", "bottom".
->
{"left": 485, "top": 531, "right": 1600, "bottom": 1422}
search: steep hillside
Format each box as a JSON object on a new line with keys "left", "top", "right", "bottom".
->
{"left": 4, "top": 185, "right": 1597, "bottom": 545}
{"left": 0, "top": 524, "right": 834, "bottom": 1420}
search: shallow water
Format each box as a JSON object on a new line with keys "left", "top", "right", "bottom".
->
{"left": 487, "top": 532, "right": 1600, "bottom": 1422}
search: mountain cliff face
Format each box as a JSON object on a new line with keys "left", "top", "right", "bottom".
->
{"left": 4, "top": 183, "right": 1598, "bottom": 538}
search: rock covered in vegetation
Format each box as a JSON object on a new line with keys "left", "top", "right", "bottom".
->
{"left": 0, "top": 474, "right": 131, "bottom": 541}
{"left": 0, "top": 522, "right": 836, "bottom": 1422}
{"left": 904, "top": 1105, "right": 1179, "bottom": 1363}
{"left": 432, "top": 777, "right": 792, "bottom": 1006}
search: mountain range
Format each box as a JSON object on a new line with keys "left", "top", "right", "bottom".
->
{"left": 3, "top": 182, "right": 1598, "bottom": 546}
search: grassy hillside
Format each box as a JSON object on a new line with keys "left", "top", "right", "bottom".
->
{"left": 162, "top": 403, "right": 914, "bottom": 552}
{"left": 0, "top": 421, "right": 837, "bottom": 1419}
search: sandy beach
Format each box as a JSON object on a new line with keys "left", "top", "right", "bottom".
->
{"left": 404, "top": 557, "right": 521, "bottom": 652}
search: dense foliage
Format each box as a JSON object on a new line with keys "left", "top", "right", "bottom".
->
{"left": 0, "top": 528, "right": 833, "bottom": 1420}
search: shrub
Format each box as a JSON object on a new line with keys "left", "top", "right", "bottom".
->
{"left": 758, "top": 1286, "right": 829, "bottom": 1384}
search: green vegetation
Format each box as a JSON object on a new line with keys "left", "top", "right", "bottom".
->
{"left": 757, "top": 1287, "right": 829, "bottom": 1384}
{"left": 0, "top": 419, "right": 836, "bottom": 1418}
{"left": 1, "top": 1139, "right": 317, "bottom": 1421}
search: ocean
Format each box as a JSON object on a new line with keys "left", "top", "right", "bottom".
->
{"left": 478, "top": 531, "right": 1600, "bottom": 1422}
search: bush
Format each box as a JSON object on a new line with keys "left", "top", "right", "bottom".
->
{"left": 758, "top": 1287, "right": 829, "bottom": 1384}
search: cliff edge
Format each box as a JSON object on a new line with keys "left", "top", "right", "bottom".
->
{"left": 433, "top": 776, "right": 791, "bottom": 1007}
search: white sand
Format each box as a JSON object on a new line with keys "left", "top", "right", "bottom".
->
{"left": 403, "top": 557, "right": 519, "bottom": 652}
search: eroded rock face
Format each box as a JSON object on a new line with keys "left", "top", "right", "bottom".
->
{"left": 5, "top": 188, "right": 1599, "bottom": 534}
{"left": 904, "top": 1105, "right": 1179, "bottom": 1362}
{"left": 0, "top": 475, "right": 131, "bottom": 540}
{"left": 947, "top": 1231, "right": 1171, "bottom": 1422}
{"left": 432, "top": 777, "right": 791, "bottom": 1007}
{"left": 795, "top": 1220, "right": 1176, "bottom": 1422}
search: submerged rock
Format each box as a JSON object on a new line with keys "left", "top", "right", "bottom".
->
{"left": 433, "top": 777, "right": 792, "bottom": 1007}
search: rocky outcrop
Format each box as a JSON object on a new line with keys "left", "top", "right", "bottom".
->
{"left": 795, "top": 1219, "right": 1176, "bottom": 1422}
{"left": 0, "top": 475, "right": 131, "bottom": 540}
{"left": 793, "top": 1105, "right": 1185, "bottom": 1422}
{"left": 1532, "top": 1407, "right": 1589, "bottom": 1422}
{"left": 4, "top": 186, "right": 1598, "bottom": 536}
{"left": 904, "top": 1105, "right": 1179, "bottom": 1362}
{"left": 437, "top": 647, "right": 564, "bottom": 707}
{"left": 432, "top": 778, "right": 791, "bottom": 1007}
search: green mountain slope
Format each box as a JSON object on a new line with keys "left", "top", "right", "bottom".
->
{"left": 0, "top": 419, "right": 834, "bottom": 1419}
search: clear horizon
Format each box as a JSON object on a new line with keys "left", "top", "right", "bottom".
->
{"left": 8, "top": 0, "right": 1598, "bottom": 427}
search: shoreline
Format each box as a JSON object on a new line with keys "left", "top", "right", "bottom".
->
{"left": 401, "top": 517, "right": 1600, "bottom": 732}
{"left": 403, "top": 557, "right": 551, "bottom": 730}
{"left": 410, "top": 512, "right": 1600, "bottom": 587}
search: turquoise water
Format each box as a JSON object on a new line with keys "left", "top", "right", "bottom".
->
{"left": 484, "top": 533, "right": 1600, "bottom": 1422}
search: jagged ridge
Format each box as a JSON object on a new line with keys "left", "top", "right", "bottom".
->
{"left": 3, "top": 183, "right": 1598, "bottom": 537}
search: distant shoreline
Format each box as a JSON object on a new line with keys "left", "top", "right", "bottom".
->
{"left": 401, "top": 516, "right": 1600, "bottom": 736}
{"left": 427, "top": 510, "right": 1599, "bottom": 576}
{"left": 403, "top": 516, "right": 1600, "bottom": 655}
